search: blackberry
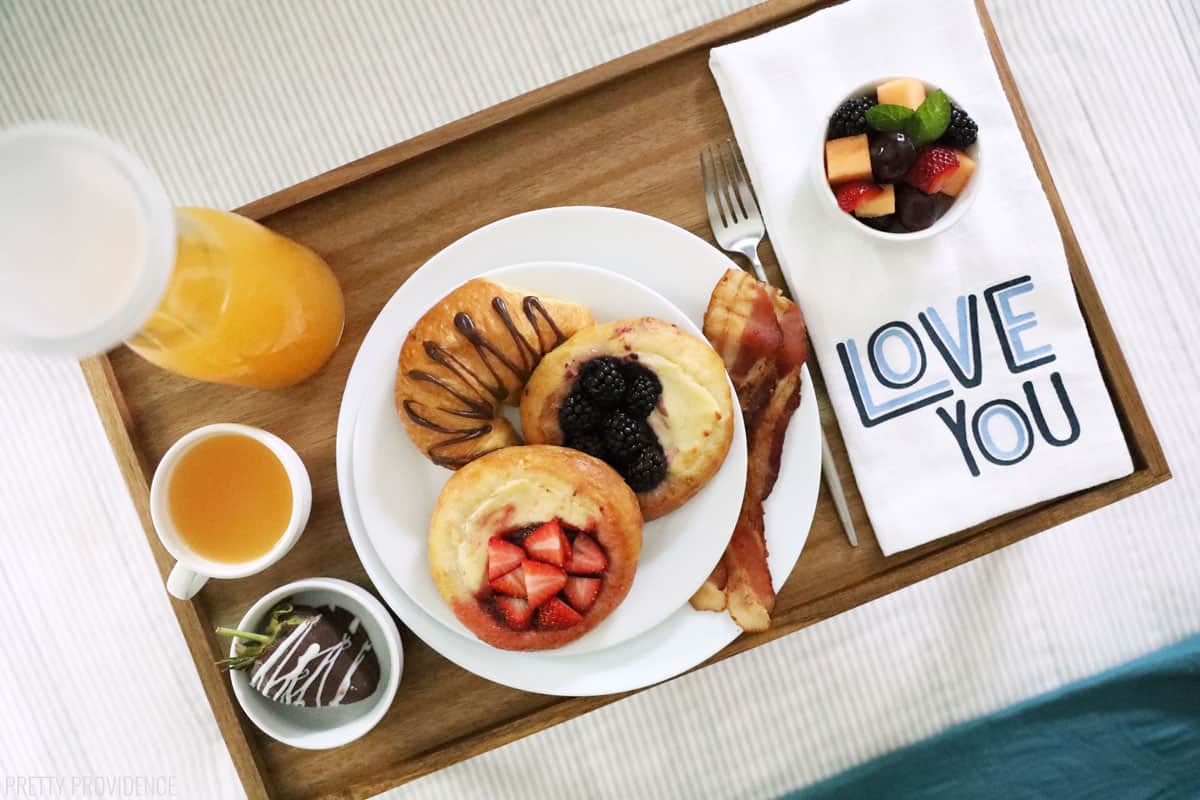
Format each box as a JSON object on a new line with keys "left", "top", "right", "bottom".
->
{"left": 578, "top": 357, "right": 626, "bottom": 410}
{"left": 558, "top": 392, "right": 599, "bottom": 437}
{"left": 565, "top": 430, "right": 607, "bottom": 460}
{"left": 602, "top": 410, "right": 654, "bottom": 465}
{"left": 622, "top": 365, "right": 662, "bottom": 419}
{"left": 621, "top": 444, "right": 668, "bottom": 493}
{"left": 827, "top": 96, "right": 876, "bottom": 139}
{"left": 940, "top": 106, "right": 978, "bottom": 148}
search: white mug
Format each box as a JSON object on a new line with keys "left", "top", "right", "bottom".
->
{"left": 149, "top": 423, "right": 313, "bottom": 600}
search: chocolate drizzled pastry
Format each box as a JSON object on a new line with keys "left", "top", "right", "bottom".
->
{"left": 394, "top": 278, "right": 595, "bottom": 469}
{"left": 217, "top": 602, "right": 380, "bottom": 707}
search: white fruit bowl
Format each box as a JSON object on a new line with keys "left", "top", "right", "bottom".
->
{"left": 813, "top": 76, "right": 983, "bottom": 242}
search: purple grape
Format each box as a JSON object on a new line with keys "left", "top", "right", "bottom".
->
{"left": 860, "top": 214, "right": 896, "bottom": 232}
{"left": 895, "top": 184, "right": 938, "bottom": 232}
{"left": 869, "top": 132, "right": 917, "bottom": 182}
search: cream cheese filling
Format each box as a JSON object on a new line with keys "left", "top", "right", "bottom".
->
{"left": 639, "top": 353, "right": 724, "bottom": 477}
{"left": 456, "top": 478, "right": 602, "bottom": 588}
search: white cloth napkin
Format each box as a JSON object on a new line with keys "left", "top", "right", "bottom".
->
{"left": 710, "top": 0, "right": 1132, "bottom": 554}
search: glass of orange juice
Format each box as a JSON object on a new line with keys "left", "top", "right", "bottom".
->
{"left": 150, "top": 423, "right": 312, "bottom": 599}
{"left": 0, "top": 124, "right": 344, "bottom": 388}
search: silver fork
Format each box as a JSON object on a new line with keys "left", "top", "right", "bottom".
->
{"left": 700, "top": 139, "right": 860, "bottom": 548}
{"left": 700, "top": 140, "right": 769, "bottom": 283}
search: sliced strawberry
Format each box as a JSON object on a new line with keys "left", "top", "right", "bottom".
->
{"left": 489, "top": 565, "right": 526, "bottom": 598}
{"left": 523, "top": 520, "right": 569, "bottom": 567}
{"left": 565, "top": 534, "right": 607, "bottom": 575}
{"left": 536, "top": 597, "right": 583, "bottom": 630}
{"left": 487, "top": 537, "right": 524, "bottom": 580}
{"left": 563, "top": 576, "right": 601, "bottom": 613}
{"left": 522, "top": 559, "right": 567, "bottom": 608}
{"left": 835, "top": 181, "right": 883, "bottom": 213}
{"left": 495, "top": 596, "right": 533, "bottom": 630}
{"left": 905, "top": 146, "right": 959, "bottom": 194}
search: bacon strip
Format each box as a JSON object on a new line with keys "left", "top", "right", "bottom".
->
{"left": 690, "top": 270, "right": 808, "bottom": 632}
{"left": 704, "top": 268, "right": 781, "bottom": 421}
{"left": 689, "top": 557, "right": 727, "bottom": 612}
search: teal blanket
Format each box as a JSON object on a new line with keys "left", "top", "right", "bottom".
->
{"left": 786, "top": 634, "right": 1200, "bottom": 800}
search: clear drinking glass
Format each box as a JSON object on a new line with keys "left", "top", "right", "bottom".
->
{"left": 0, "top": 124, "right": 344, "bottom": 388}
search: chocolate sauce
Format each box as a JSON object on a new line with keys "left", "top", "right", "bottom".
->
{"left": 405, "top": 295, "right": 568, "bottom": 467}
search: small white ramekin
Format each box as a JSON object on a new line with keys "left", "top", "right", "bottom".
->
{"left": 226, "top": 577, "right": 403, "bottom": 750}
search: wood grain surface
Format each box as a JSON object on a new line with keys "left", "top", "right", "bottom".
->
{"left": 81, "top": 0, "right": 1168, "bottom": 797}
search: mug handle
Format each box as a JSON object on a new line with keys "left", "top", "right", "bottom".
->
{"left": 166, "top": 563, "right": 209, "bottom": 600}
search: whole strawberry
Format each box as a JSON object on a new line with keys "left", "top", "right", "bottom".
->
{"left": 217, "top": 601, "right": 380, "bottom": 707}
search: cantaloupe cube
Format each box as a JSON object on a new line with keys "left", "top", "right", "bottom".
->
{"left": 877, "top": 78, "right": 926, "bottom": 110}
{"left": 854, "top": 184, "right": 895, "bottom": 218}
{"left": 825, "top": 134, "right": 872, "bottom": 185}
{"left": 940, "top": 149, "right": 977, "bottom": 197}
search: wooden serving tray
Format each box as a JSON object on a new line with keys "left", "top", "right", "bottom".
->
{"left": 83, "top": 1, "right": 1168, "bottom": 797}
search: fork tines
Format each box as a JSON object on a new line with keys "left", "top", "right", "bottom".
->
{"left": 700, "top": 139, "right": 761, "bottom": 228}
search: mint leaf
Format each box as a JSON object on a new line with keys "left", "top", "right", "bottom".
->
{"left": 906, "top": 89, "right": 951, "bottom": 146}
{"left": 866, "top": 104, "right": 914, "bottom": 133}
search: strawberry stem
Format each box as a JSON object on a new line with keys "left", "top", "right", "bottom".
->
{"left": 215, "top": 626, "right": 271, "bottom": 644}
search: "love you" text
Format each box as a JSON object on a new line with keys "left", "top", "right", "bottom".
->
{"left": 836, "top": 275, "right": 1080, "bottom": 476}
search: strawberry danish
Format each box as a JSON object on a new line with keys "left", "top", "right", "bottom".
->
{"left": 428, "top": 445, "right": 642, "bottom": 651}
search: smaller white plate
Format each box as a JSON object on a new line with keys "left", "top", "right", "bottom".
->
{"left": 228, "top": 578, "right": 403, "bottom": 750}
{"left": 352, "top": 261, "right": 747, "bottom": 656}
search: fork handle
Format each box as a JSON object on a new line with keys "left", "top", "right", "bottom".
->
{"left": 743, "top": 247, "right": 769, "bottom": 284}
{"left": 820, "top": 430, "right": 859, "bottom": 547}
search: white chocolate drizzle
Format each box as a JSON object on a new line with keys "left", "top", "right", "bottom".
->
{"left": 249, "top": 606, "right": 375, "bottom": 707}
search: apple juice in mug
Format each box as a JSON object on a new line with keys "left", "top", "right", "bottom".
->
{"left": 167, "top": 432, "right": 294, "bottom": 563}
{"left": 149, "top": 424, "right": 313, "bottom": 599}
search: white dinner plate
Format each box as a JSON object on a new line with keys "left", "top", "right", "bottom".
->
{"left": 351, "top": 261, "right": 748, "bottom": 656}
{"left": 337, "top": 206, "right": 821, "bottom": 695}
